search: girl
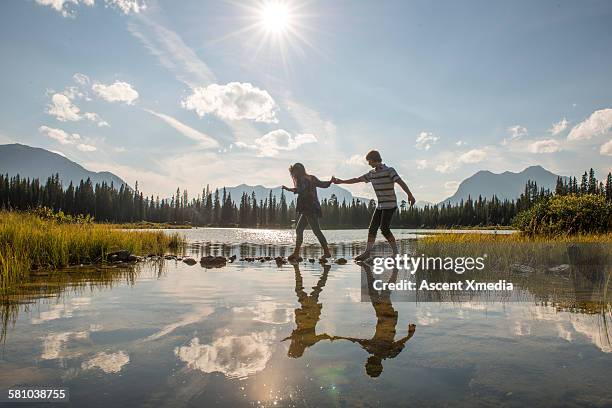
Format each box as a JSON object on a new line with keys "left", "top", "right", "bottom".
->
{"left": 282, "top": 163, "right": 333, "bottom": 262}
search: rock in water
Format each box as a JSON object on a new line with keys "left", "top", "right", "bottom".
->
{"left": 107, "top": 250, "right": 131, "bottom": 262}
{"left": 275, "top": 256, "right": 287, "bottom": 266}
{"left": 200, "top": 255, "right": 227, "bottom": 268}
{"left": 335, "top": 258, "right": 347, "bottom": 265}
{"left": 183, "top": 257, "right": 197, "bottom": 266}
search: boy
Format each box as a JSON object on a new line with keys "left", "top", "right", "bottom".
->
{"left": 332, "top": 150, "right": 415, "bottom": 261}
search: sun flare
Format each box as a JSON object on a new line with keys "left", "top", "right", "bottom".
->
{"left": 260, "top": 2, "right": 291, "bottom": 33}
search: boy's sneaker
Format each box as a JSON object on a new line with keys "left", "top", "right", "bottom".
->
{"left": 354, "top": 251, "right": 370, "bottom": 262}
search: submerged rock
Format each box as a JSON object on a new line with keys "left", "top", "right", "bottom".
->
{"left": 183, "top": 257, "right": 197, "bottom": 266}
{"left": 335, "top": 258, "right": 348, "bottom": 265}
{"left": 200, "top": 255, "right": 227, "bottom": 268}
{"left": 107, "top": 250, "right": 131, "bottom": 262}
{"left": 308, "top": 258, "right": 315, "bottom": 263}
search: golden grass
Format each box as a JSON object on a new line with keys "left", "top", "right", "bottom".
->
{"left": 0, "top": 211, "right": 184, "bottom": 290}
{"left": 419, "top": 232, "right": 612, "bottom": 244}
{"left": 108, "top": 221, "right": 192, "bottom": 230}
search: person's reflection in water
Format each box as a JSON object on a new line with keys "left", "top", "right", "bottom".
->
{"left": 333, "top": 263, "right": 416, "bottom": 377}
{"left": 283, "top": 264, "right": 332, "bottom": 357}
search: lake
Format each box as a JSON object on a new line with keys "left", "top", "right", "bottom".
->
{"left": 1, "top": 228, "right": 610, "bottom": 407}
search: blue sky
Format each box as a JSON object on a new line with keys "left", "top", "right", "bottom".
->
{"left": 1, "top": 0, "right": 611, "bottom": 202}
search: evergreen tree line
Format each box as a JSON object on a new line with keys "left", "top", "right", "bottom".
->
{"left": 1, "top": 169, "right": 610, "bottom": 228}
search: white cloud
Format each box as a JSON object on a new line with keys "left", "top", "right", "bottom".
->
{"left": 415, "top": 131, "right": 438, "bottom": 150}
{"left": 92, "top": 81, "right": 139, "bottom": 104}
{"left": 39, "top": 125, "right": 97, "bottom": 152}
{"left": 549, "top": 118, "right": 569, "bottom": 135}
{"left": 39, "top": 125, "right": 81, "bottom": 145}
{"left": 47, "top": 93, "right": 81, "bottom": 122}
{"left": 237, "top": 129, "right": 317, "bottom": 157}
{"left": 600, "top": 139, "right": 612, "bottom": 156}
{"left": 528, "top": 139, "right": 562, "bottom": 154}
{"left": 455, "top": 140, "right": 467, "bottom": 146}
{"left": 458, "top": 148, "right": 487, "bottom": 163}
{"left": 77, "top": 143, "right": 97, "bottom": 152}
{"left": 507, "top": 125, "right": 528, "bottom": 140}
{"left": 35, "top": 0, "right": 144, "bottom": 17}
{"left": 416, "top": 159, "right": 428, "bottom": 169}
{"left": 105, "top": 0, "right": 146, "bottom": 14}
{"left": 82, "top": 351, "right": 130, "bottom": 373}
{"left": 35, "top": 0, "right": 94, "bottom": 18}
{"left": 144, "top": 109, "right": 219, "bottom": 148}
{"left": 567, "top": 109, "right": 612, "bottom": 141}
{"left": 182, "top": 82, "right": 277, "bottom": 123}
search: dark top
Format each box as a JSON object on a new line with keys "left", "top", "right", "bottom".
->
{"left": 294, "top": 176, "right": 331, "bottom": 217}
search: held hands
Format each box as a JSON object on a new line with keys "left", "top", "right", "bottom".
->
{"left": 407, "top": 193, "right": 416, "bottom": 207}
{"left": 331, "top": 176, "right": 341, "bottom": 184}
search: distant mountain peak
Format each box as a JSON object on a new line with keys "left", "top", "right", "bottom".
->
{"left": 0, "top": 143, "right": 130, "bottom": 190}
{"left": 440, "top": 165, "right": 566, "bottom": 205}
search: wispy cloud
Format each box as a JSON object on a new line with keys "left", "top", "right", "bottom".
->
{"left": 144, "top": 109, "right": 219, "bottom": 148}
{"left": 127, "top": 13, "right": 215, "bottom": 87}
{"left": 549, "top": 118, "right": 569, "bottom": 135}
{"left": 39, "top": 125, "right": 97, "bottom": 151}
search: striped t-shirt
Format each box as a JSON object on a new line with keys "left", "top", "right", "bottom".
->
{"left": 363, "top": 164, "right": 401, "bottom": 209}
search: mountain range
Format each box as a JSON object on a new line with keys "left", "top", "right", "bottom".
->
{"left": 1, "top": 143, "right": 568, "bottom": 205}
{"left": 0, "top": 144, "right": 129, "bottom": 189}
{"left": 439, "top": 165, "right": 568, "bottom": 205}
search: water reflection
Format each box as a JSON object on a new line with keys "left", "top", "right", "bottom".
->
{"left": 174, "top": 331, "right": 275, "bottom": 379}
{"left": 333, "top": 264, "right": 416, "bottom": 377}
{"left": 0, "top": 232, "right": 610, "bottom": 406}
{"left": 283, "top": 264, "right": 332, "bottom": 358}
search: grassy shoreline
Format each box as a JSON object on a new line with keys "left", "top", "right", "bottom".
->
{"left": 418, "top": 231, "right": 612, "bottom": 243}
{"left": 1, "top": 211, "right": 184, "bottom": 289}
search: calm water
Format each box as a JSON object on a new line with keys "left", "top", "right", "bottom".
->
{"left": 1, "top": 229, "right": 610, "bottom": 407}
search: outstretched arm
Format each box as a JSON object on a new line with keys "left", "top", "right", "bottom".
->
{"left": 313, "top": 176, "right": 332, "bottom": 189}
{"left": 396, "top": 324, "right": 416, "bottom": 346}
{"left": 333, "top": 175, "right": 367, "bottom": 185}
{"left": 396, "top": 178, "right": 416, "bottom": 206}
{"left": 282, "top": 185, "right": 297, "bottom": 193}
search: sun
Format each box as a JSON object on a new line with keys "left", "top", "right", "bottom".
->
{"left": 260, "top": 2, "right": 291, "bottom": 33}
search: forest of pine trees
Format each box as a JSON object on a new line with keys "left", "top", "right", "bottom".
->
{"left": 1, "top": 170, "right": 610, "bottom": 229}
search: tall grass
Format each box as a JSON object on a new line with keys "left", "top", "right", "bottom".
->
{"left": 0, "top": 211, "right": 184, "bottom": 289}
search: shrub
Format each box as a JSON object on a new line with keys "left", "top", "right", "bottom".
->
{"left": 512, "top": 194, "right": 611, "bottom": 236}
